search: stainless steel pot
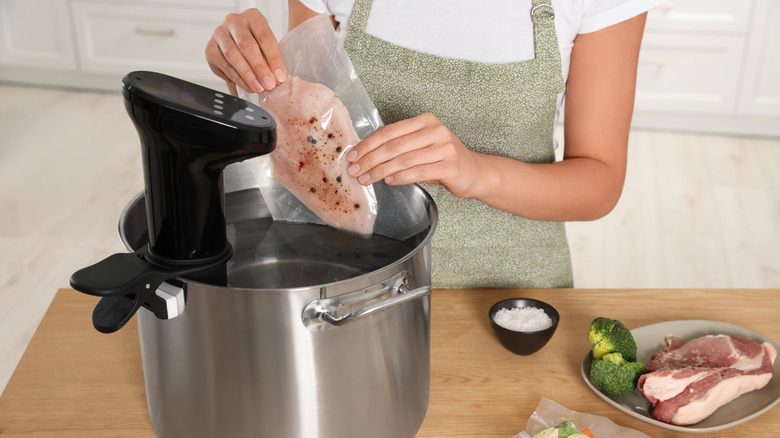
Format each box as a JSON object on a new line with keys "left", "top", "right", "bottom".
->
{"left": 118, "top": 172, "right": 437, "bottom": 438}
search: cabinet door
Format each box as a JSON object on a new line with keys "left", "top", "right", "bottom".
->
{"left": 71, "top": 2, "right": 232, "bottom": 85}
{"left": 117, "top": 0, "right": 235, "bottom": 7}
{"left": 0, "top": 0, "right": 76, "bottom": 70}
{"left": 739, "top": 0, "right": 780, "bottom": 118}
{"left": 646, "top": 0, "right": 752, "bottom": 34}
{"left": 634, "top": 33, "right": 745, "bottom": 115}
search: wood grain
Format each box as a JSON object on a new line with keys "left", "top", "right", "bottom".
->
{"left": 1, "top": 288, "right": 778, "bottom": 437}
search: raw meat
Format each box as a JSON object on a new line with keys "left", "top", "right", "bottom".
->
{"left": 261, "top": 77, "right": 376, "bottom": 235}
{"left": 639, "top": 367, "right": 714, "bottom": 405}
{"left": 647, "top": 335, "right": 769, "bottom": 372}
{"left": 649, "top": 345, "right": 775, "bottom": 425}
{"left": 638, "top": 334, "right": 777, "bottom": 426}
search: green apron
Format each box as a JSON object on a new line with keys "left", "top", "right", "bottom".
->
{"left": 344, "top": 0, "right": 574, "bottom": 288}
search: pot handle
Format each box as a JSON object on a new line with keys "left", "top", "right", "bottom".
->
{"left": 301, "top": 271, "right": 431, "bottom": 331}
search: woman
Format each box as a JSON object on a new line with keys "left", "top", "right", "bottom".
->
{"left": 205, "top": 0, "right": 663, "bottom": 288}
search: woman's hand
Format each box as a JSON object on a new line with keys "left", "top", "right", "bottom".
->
{"left": 205, "top": 8, "right": 287, "bottom": 96}
{"left": 346, "top": 113, "right": 483, "bottom": 198}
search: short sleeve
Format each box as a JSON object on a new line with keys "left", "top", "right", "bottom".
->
{"left": 298, "top": 0, "right": 330, "bottom": 15}
{"left": 579, "top": 0, "right": 667, "bottom": 34}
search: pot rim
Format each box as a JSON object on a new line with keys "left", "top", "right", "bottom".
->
{"left": 118, "top": 184, "right": 438, "bottom": 293}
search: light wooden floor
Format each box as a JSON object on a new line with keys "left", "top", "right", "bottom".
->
{"left": 1, "top": 84, "right": 779, "bottom": 396}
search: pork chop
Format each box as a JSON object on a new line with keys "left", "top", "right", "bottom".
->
{"left": 647, "top": 334, "right": 768, "bottom": 372}
{"left": 638, "top": 334, "right": 777, "bottom": 426}
{"left": 649, "top": 343, "right": 776, "bottom": 425}
{"left": 260, "top": 77, "right": 377, "bottom": 235}
{"left": 638, "top": 367, "right": 714, "bottom": 404}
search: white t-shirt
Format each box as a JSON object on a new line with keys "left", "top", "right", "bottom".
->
{"left": 297, "top": 0, "right": 665, "bottom": 85}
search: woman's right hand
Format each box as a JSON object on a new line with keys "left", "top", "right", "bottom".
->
{"left": 205, "top": 8, "right": 287, "bottom": 96}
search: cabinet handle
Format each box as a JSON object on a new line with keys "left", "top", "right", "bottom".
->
{"left": 134, "top": 27, "right": 176, "bottom": 37}
{"left": 639, "top": 57, "right": 669, "bottom": 67}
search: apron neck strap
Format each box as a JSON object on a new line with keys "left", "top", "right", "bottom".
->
{"left": 348, "top": 0, "right": 373, "bottom": 34}
{"left": 531, "top": 0, "right": 555, "bottom": 27}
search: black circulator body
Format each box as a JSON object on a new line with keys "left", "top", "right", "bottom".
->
{"left": 70, "top": 71, "right": 276, "bottom": 333}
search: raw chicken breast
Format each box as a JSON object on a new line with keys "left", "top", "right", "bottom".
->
{"left": 261, "top": 77, "right": 377, "bottom": 235}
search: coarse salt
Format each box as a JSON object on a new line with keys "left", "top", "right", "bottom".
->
{"left": 493, "top": 306, "right": 552, "bottom": 332}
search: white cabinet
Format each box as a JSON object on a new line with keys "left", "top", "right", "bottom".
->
{"left": 0, "top": 0, "right": 77, "bottom": 70}
{"left": 643, "top": 0, "right": 751, "bottom": 33}
{"left": 635, "top": 33, "right": 744, "bottom": 115}
{"left": 738, "top": 0, "right": 780, "bottom": 119}
{"left": 71, "top": 2, "right": 232, "bottom": 85}
{"left": 632, "top": 0, "right": 780, "bottom": 137}
{"left": 0, "top": 0, "right": 287, "bottom": 92}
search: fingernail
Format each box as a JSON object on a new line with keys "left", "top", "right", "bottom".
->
{"left": 253, "top": 80, "right": 264, "bottom": 93}
{"left": 358, "top": 174, "right": 371, "bottom": 184}
{"left": 275, "top": 69, "right": 287, "bottom": 83}
{"left": 262, "top": 76, "right": 276, "bottom": 91}
{"left": 385, "top": 176, "right": 394, "bottom": 184}
{"left": 347, "top": 163, "right": 360, "bottom": 176}
{"left": 346, "top": 150, "right": 358, "bottom": 161}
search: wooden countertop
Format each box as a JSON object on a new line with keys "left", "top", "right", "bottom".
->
{"left": 1, "top": 289, "right": 778, "bottom": 437}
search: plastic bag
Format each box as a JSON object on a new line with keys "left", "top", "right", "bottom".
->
{"left": 239, "top": 14, "right": 380, "bottom": 236}
{"left": 514, "top": 398, "right": 651, "bottom": 438}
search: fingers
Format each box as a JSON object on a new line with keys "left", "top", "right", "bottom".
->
{"left": 206, "top": 35, "right": 254, "bottom": 93}
{"left": 375, "top": 147, "right": 452, "bottom": 186}
{"left": 226, "top": 81, "right": 238, "bottom": 98}
{"left": 347, "top": 115, "right": 451, "bottom": 186}
{"left": 247, "top": 14, "right": 287, "bottom": 86}
{"left": 233, "top": 11, "right": 286, "bottom": 90}
{"left": 349, "top": 116, "right": 424, "bottom": 159}
{"left": 204, "top": 9, "right": 286, "bottom": 95}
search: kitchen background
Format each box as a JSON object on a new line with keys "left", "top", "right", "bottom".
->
{"left": 1, "top": 0, "right": 778, "bottom": 397}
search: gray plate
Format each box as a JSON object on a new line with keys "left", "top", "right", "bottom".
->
{"left": 581, "top": 320, "right": 780, "bottom": 433}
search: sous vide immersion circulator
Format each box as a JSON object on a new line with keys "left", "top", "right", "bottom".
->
{"left": 70, "top": 71, "right": 276, "bottom": 333}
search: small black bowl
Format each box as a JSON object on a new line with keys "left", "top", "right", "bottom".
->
{"left": 488, "top": 298, "right": 560, "bottom": 356}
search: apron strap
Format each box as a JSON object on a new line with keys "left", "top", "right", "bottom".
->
{"left": 348, "top": 0, "right": 373, "bottom": 34}
{"left": 532, "top": 0, "right": 555, "bottom": 23}
{"left": 531, "top": 0, "right": 558, "bottom": 61}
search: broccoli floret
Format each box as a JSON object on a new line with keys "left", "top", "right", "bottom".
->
{"left": 532, "top": 422, "right": 583, "bottom": 438}
{"left": 588, "top": 317, "right": 637, "bottom": 361}
{"left": 556, "top": 421, "right": 579, "bottom": 438}
{"left": 590, "top": 352, "right": 646, "bottom": 396}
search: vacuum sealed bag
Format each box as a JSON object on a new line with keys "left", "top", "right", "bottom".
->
{"left": 240, "top": 14, "right": 382, "bottom": 236}
{"left": 515, "top": 398, "right": 651, "bottom": 438}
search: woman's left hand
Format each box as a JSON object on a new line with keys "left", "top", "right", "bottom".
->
{"left": 346, "top": 113, "right": 482, "bottom": 198}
